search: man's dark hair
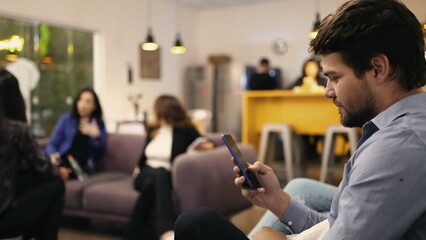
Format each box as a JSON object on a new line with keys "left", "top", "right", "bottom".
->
{"left": 260, "top": 58, "right": 270, "bottom": 66}
{"left": 310, "top": 0, "right": 426, "bottom": 90}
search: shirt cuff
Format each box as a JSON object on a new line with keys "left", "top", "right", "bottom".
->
{"left": 280, "top": 197, "right": 310, "bottom": 233}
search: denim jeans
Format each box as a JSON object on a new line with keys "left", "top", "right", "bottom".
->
{"left": 248, "top": 178, "right": 337, "bottom": 239}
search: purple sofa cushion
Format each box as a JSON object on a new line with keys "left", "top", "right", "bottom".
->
{"left": 82, "top": 177, "right": 139, "bottom": 217}
{"left": 65, "top": 172, "right": 129, "bottom": 209}
{"left": 98, "top": 133, "right": 145, "bottom": 173}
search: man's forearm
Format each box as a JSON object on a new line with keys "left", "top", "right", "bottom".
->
{"left": 268, "top": 191, "right": 290, "bottom": 219}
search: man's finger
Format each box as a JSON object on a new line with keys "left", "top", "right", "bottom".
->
{"left": 233, "top": 165, "right": 241, "bottom": 175}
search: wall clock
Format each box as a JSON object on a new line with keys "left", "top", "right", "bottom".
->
{"left": 273, "top": 38, "right": 288, "bottom": 55}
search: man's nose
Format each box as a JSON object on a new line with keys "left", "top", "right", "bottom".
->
{"left": 324, "top": 80, "right": 336, "bottom": 99}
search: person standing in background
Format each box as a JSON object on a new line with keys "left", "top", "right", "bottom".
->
{"left": 248, "top": 58, "right": 278, "bottom": 90}
{"left": 0, "top": 69, "right": 64, "bottom": 240}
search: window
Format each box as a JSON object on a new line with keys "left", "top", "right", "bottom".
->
{"left": 0, "top": 16, "right": 93, "bottom": 137}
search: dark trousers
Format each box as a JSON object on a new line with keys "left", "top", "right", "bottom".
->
{"left": 0, "top": 174, "right": 65, "bottom": 240}
{"left": 174, "top": 207, "right": 248, "bottom": 240}
{"left": 125, "top": 166, "right": 175, "bottom": 239}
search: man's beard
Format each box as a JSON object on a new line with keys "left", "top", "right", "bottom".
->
{"left": 335, "top": 98, "right": 377, "bottom": 128}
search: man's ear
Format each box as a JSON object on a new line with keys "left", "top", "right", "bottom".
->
{"left": 371, "top": 54, "right": 390, "bottom": 83}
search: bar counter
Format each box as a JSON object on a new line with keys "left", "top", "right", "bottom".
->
{"left": 242, "top": 90, "right": 340, "bottom": 151}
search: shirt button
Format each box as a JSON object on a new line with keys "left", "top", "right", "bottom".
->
{"left": 288, "top": 221, "right": 293, "bottom": 226}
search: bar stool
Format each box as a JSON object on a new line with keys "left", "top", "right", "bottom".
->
{"left": 320, "top": 125, "right": 359, "bottom": 183}
{"left": 257, "top": 123, "right": 296, "bottom": 182}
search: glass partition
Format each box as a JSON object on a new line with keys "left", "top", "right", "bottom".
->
{"left": 0, "top": 16, "right": 93, "bottom": 137}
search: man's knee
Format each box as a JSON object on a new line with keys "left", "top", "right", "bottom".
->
{"left": 175, "top": 207, "right": 217, "bottom": 227}
{"left": 175, "top": 207, "right": 218, "bottom": 235}
{"left": 284, "top": 178, "right": 319, "bottom": 196}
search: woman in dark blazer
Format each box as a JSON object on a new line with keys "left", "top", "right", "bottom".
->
{"left": 44, "top": 88, "right": 107, "bottom": 180}
{"left": 124, "top": 95, "right": 201, "bottom": 240}
{"left": 0, "top": 69, "right": 64, "bottom": 240}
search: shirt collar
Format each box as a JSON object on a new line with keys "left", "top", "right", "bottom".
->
{"left": 368, "top": 92, "right": 426, "bottom": 130}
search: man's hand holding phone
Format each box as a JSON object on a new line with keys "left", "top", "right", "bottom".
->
{"left": 221, "top": 134, "right": 260, "bottom": 190}
{"left": 222, "top": 133, "right": 290, "bottom": 218}
{"left": 233, "top": 161, "right": 289, "bottom": 218}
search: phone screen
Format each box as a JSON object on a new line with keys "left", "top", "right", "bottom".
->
{"left": 221, "top": 134, "right": 260, "bottom": 190}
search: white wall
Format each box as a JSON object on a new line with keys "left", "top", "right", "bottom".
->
{"left": 2, "top": 0, "right": 425, "bottom": 131}
{"left": 1, "top": 0, "right": 199, "bottom": 131}
{"left": 193, "top": 0, "right": 426, "bottom": 87}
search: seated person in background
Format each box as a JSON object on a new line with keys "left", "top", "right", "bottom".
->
{"left": 124, "top": 95, "right": 202, "bottom": 240}
{"left": 44, "top": 88, "right": 107, "bottom": 181}
{"left": 174, "top": 0, "right": 426, "bottom": 239}
{"left": 290, "top": 57, "right": 327, "bottom": 93}
{"left": 0, "top": 69, "right": 64, "bottom": 240}
{"left": 248, "top": 58, "right": 278, "bottom": 90}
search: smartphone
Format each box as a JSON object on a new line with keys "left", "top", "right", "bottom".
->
{"left": 221, "top": 134, "right": 260, "bottom": 190}
{"left": 67, "top": 155, "right": 88, "bottom": 181}
{"left": 57, "top": 155, "right": 88, "bottom": 181}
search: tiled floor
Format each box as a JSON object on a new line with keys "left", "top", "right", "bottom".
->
{"left": 17, "top": 157, "right": 345, "bottom": 240}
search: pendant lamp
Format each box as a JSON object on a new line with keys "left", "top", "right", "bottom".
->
{"left": 141, "top": 0, "right": 158, "bottom": 51}
{"left": 170, "top": 0, "right": 186, "bottom": 54}
{"left": 142, "top": 28, "right": 158, "bottom": 51}
{"left": 308, "top": 13, "right": 321, "bottom": 39}
{"left": 308, "top": 0, "right": 321, "bottom": 39}
{"left": 171, "top": 34, "right": 186, "bottom": 54}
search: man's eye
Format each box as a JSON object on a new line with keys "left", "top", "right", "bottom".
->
{"left": 329, "top": 76, "right": 340, "bottom": 82}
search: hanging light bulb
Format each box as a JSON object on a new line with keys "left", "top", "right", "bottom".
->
{"left": 171, "top": 33, "right": 186, "bottom": 54}
{"left": 141, "top": 28, "right": 158, "bottom": 51}
{"left": 170, "top": 0, "right": 186, "bottom": 54}
{"left": 308, "top": 13, "right": 321, "bottom": 39}
{"left": 141, "top": 0, "right": 158, "bottom": 51}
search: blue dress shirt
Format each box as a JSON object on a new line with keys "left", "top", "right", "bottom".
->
{"left": 281, "top": 92, "right": 426, "bottom": 239}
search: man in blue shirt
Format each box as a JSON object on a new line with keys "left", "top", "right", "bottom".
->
{"left": 174, "top": 0, "right": 426, "bottom": 239}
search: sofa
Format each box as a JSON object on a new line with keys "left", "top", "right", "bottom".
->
{"left": 62, "top": 133, "right": 256, "bottom": 225}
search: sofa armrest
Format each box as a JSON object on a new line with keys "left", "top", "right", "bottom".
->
{"left": 172, "top": 144, "right": 256, "bottom": 217}
{"left": 204, "top": 132, "right": 225, "bottom": 147}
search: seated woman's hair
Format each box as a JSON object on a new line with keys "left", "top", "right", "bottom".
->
{"left": 71, "top": 87, "right": 103, "bottom": 121}
{"left": 0, "top": 69, "right": 27, "bottom": 123}
{"left": 153, "top": 95, "right": 192, "bottom": 128}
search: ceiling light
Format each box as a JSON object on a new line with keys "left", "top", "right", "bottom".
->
{"left": 171, "top": 0, "right": 186, "bottom": 54}
{"left": 309, "top": 0, "right": 321, "bottom": 39}
{"left": 141, "top": 0, "right": 158, "bottom": 51}
{"left": 171, "top": 34, "right": 186, "bottom": 54}
{"left": 141, "top": 28, "right": 158, "bottom": 51}
{"left": 309, "top": 13, "right": 321, "bottom": 39}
